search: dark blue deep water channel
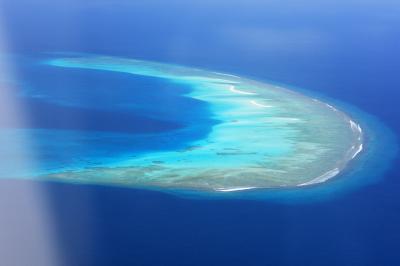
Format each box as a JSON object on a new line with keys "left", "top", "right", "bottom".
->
{"left": 0, "top": 0, "right": 399, "bottom": 265}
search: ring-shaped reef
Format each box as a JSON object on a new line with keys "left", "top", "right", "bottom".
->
{"left": 37, "top": 55, "right": 368, "bottom": 193}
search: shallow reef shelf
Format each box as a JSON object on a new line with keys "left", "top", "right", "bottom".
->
{"left": 43, "top": 55, "right": 364, "bottom": 192}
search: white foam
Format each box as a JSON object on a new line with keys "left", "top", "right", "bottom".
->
{"left": 229, "top": 86, "right": 256, "bottom": 95}
{"left": 213, "top": 72, "right": 240, "bottom": 78}
{"left": 349, "top": 120, "right": 363, "bottom": 139}
{"left": 351, "top": 144, "right": 363, "bottom": 159}
{"left": 297, "top": 168, "right": 340, "bottom": 186}
{"left": 215, "top": 187, "right": 257, "bottom": 192}
{"left": 349, "top": 120, "right": 359, "bottom": 132}
{"left": 325, "top": 103, "right": 338, "bottom": 112}
{"left": 250, "top": 100, "right": 272, "bottom": 108}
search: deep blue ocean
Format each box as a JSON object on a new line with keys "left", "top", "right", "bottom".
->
{"left": 0, "top": 0, "right": 399, "bottom": 265}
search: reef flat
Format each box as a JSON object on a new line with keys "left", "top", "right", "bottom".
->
{"left": 43, "top": 55, "right": 363, "bottom": 192}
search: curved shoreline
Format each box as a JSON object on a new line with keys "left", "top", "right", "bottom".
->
{"left": 42, "top": 55, "right": 364, "bottom": 192}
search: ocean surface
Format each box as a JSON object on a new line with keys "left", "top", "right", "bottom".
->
{"left": 0, "top": 0, "right": 399, "bottom": 265}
